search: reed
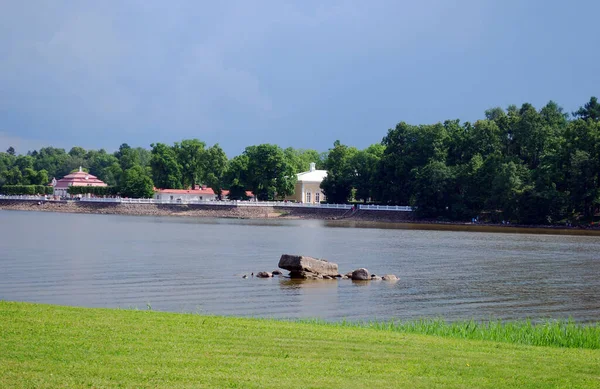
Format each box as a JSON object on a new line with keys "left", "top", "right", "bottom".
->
{"left": 298, "top": 317, "right": 600, "bottom": 349}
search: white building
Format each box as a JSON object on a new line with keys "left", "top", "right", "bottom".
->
{"left": 154, "top": 186, "right": 219, "bottom": 202}
{"left": 284, "top": 162, "right": 327, "bottom": 204}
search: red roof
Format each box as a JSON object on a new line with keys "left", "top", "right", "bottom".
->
{"left": 54, "top": 167, "right": 107, "bottom": 188}
{"left": 155, "top": 187, "right": 254, "bottom": 198}
{"left": 156, "top": 187, "right": 217, "bottom": 195}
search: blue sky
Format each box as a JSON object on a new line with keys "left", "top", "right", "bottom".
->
{"left": 1, "top": 0, "right": 599, "bottom": 156}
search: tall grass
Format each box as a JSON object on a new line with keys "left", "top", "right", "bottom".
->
{"left": 298, "top": 318, "right": 600, "bottom": 349}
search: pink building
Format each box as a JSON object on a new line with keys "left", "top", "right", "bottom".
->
{"left": 52, "top": 167, "right": 107, "bottom": 197}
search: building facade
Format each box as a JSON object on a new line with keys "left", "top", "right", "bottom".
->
{"left": 285, "top": 162, "right": 327, "bottom": 204}
{"left": 154, "top": 186, "right": 219, "bottom": 202}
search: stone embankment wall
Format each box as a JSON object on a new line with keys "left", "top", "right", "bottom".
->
{"left": 0, "top": 200, "right": 356, "bottom": 220}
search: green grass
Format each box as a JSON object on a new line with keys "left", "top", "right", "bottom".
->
{"left": 1, "top": 302, "right": 599, "bottom": 388}
{"left": 306, "top": 317, "right": 600, "bottom": 349}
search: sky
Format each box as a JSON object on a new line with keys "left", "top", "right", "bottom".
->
{"left": 1, "top": 0, "right": 599, "bottom": 157}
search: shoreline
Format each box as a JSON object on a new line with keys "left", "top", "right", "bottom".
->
{"left": 2, "top": 198, "right": 600, "bottom": 236}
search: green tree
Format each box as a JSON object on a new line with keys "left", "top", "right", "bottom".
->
{"left": 4, "top": 167, "right": 23, "bottom": 185}
{"left": 320, "top": 141, "right": 358, "bottom": 203}
{"left": 33, "top": 147, "right": 70, "bottom": 179}
{"left": 244, "top": 144, "right": 295, "bottom": 200}
{"left": 204, "top": 144, "right": 228, "bottom": 199}
{"left": 412, "top": 160, "right": 454, "bottom": 218}
{"left": 6, "top": 146, "right": 15, "bottom": 156}
{"left": 175, "top": 139, "right": 207, "bottom": 188}
{"left": 119, "top": 165, "right": 155, "bottom": 198}
{"left": 68, "top": 146, "right": 87, "bottom": 159}
{"left": 224, "top": 155, "right": 250, "bottom": 200}
{"left": 573, "top": 96, "right": 600, "bottom": 121}
{"left": 350, "top": 143, "right": 384, "bottom": 203}
{"left": 150, "top": 143, "right": 182, "bottom": 189}
{"left": 283, "top": 148, "right": 324, "bottom": 174}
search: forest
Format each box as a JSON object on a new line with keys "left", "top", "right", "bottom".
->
{"left": 1, "top": 96, "right": 599, "bottom": 225}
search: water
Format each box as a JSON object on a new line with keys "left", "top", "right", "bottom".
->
{"left": 1, "top": 210, "right": 599, "bottom": 322}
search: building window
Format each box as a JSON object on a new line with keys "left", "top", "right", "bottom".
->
{"left": 306, "top": 192, "right": 311, "bottom": 203}
{"left": 315, "top": 193, "right": 320, "bottom": 203}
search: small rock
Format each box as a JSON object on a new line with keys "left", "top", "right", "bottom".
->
{"left": 344, "top": 272, "right": 353, "bottom": 278}
{"left": 272, "top": 270, "right": 283, "bottom": 276}
{"left": 333, "top": 274, "right": 342, "bottom": 278}
{"left": 351, "top": 268, "right": 370, "bottom": 280}
{"left": 242, "top": 275, "right": 248, "bottom": 279}
{"left": 371, "top": 276, "right": 382, "bottom": 281}
{"left": 322, "top": 275, "right": 332, "bottom": 279}
{"left": 256, "top": 271, "right": 272, "bottom": 278}
{"left": 382, "top": 274, "right": 399, "bottom": 281}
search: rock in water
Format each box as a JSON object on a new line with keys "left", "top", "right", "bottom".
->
{"left": 351, "top": 268, "right": 370, "bottom": 280}
{"left": 256, "top": 271, "right": 272, "bottom": 278}
{"left": 382, "top": 274, "right": 398, "bottom": 281}
{"left": 278, "top": 254, "right": 339, "bottom": 279}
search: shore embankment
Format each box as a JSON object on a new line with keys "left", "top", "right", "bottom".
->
{"left": 2, "top": 199, "right": 599, "bottom": 235}
{"left": 0, "top": 199, "right": 355, "bottom": 220}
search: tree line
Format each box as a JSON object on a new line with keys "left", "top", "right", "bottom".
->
{"left": 1, "top": 96, "right": 599, "bottom": 224}
{"left": 0, "top": 141, "right": 324, "bottom": 201}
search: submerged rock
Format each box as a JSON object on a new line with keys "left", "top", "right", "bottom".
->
{"left": 256, "top": 271, "right": 272, "bottom": 278}
{"left": 382, "top": 274, "right": 399, "bottom": 281}
{"left": 279, "top": 254, "right": 339, "bottom": 279}
{"left": 351, "top": 268, "right": 370, "bottom": 280}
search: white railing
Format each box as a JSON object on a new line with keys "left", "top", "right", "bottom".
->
{"left": 358, "top": 204, "right": 413, "bottom": 212}
{"left": 0, "top": 195, "right": 49, "bottom": 201}
{"left": 3, "top": 195, "right": 412, "bottom": 211}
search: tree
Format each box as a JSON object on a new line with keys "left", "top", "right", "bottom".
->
{"left": 412, "top": 160, "right": 454, "bottom": 218}
{"left": 320, "top": 141, "right": 358, "bottom": 203}
{"left": 350, "top": 143, "right": 384, "bottom": 203}
{"left": 68, "top": 146, "right": 86, "bottom": 158}
{"left": 33, "top": 147, "right": 70, "bottom": 179}
{"left": 150, "top": 143, "right": 182, "bottom": 189}
{"left": 175, "top": 139, "right": 206, "bottom": 188}
{"left": 244, "top": 144, "right": 295, "bottom": 200}
{"left": 204, "top": 144, "right": 228, "bottom": 199}
{"left": 224, "top": 155, "right": 250, "bottom": 200}
{"left": 283, "top": 148, "right": 324, "bottom": 174}
{"left": 86, "top": 149, "right": 120, "bottom": 185}
{"left": 378, "top": 122, "right": 448, "bottom": 205}
{"left": 6, "top": 146, "right": 15, "bottom": 156}
{"left": 573, "top": 96, "right": 600, "bottom": 121}
{"left": 119, "top": 165, "right": 155, "bottom": 198}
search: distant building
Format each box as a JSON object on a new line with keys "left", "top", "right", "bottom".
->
{"left": 154, "top": 185, "right": 254, "bottom": 202}
{"left": 285, "top": 162, "right": 327, "bottom": 204}
{"left": 51, "top": 167, "right": 107, "bottom": 197}
{"left": 154, "top": 185, "right": 219, "bottom": 202}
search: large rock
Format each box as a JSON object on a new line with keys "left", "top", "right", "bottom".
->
{"left": 278, "top": 254, "right": 339, "bottom": 278}
{"left": 351, "top": 268, "right": 370, "bottom": 280}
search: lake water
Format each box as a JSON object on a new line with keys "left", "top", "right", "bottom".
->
{"left": 1, "top": 210, "right": 599, "bottom": 323}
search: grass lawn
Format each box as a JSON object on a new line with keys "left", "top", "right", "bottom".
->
{"left": 1, "top": 301, "right": 599, "bottom": 388}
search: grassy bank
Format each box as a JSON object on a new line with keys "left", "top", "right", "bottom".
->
{"left": 1, "top": 302, "right": 599, "bottom": 388}
{"left": 315, "top": 318, "right": 600, "bottom": 349}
